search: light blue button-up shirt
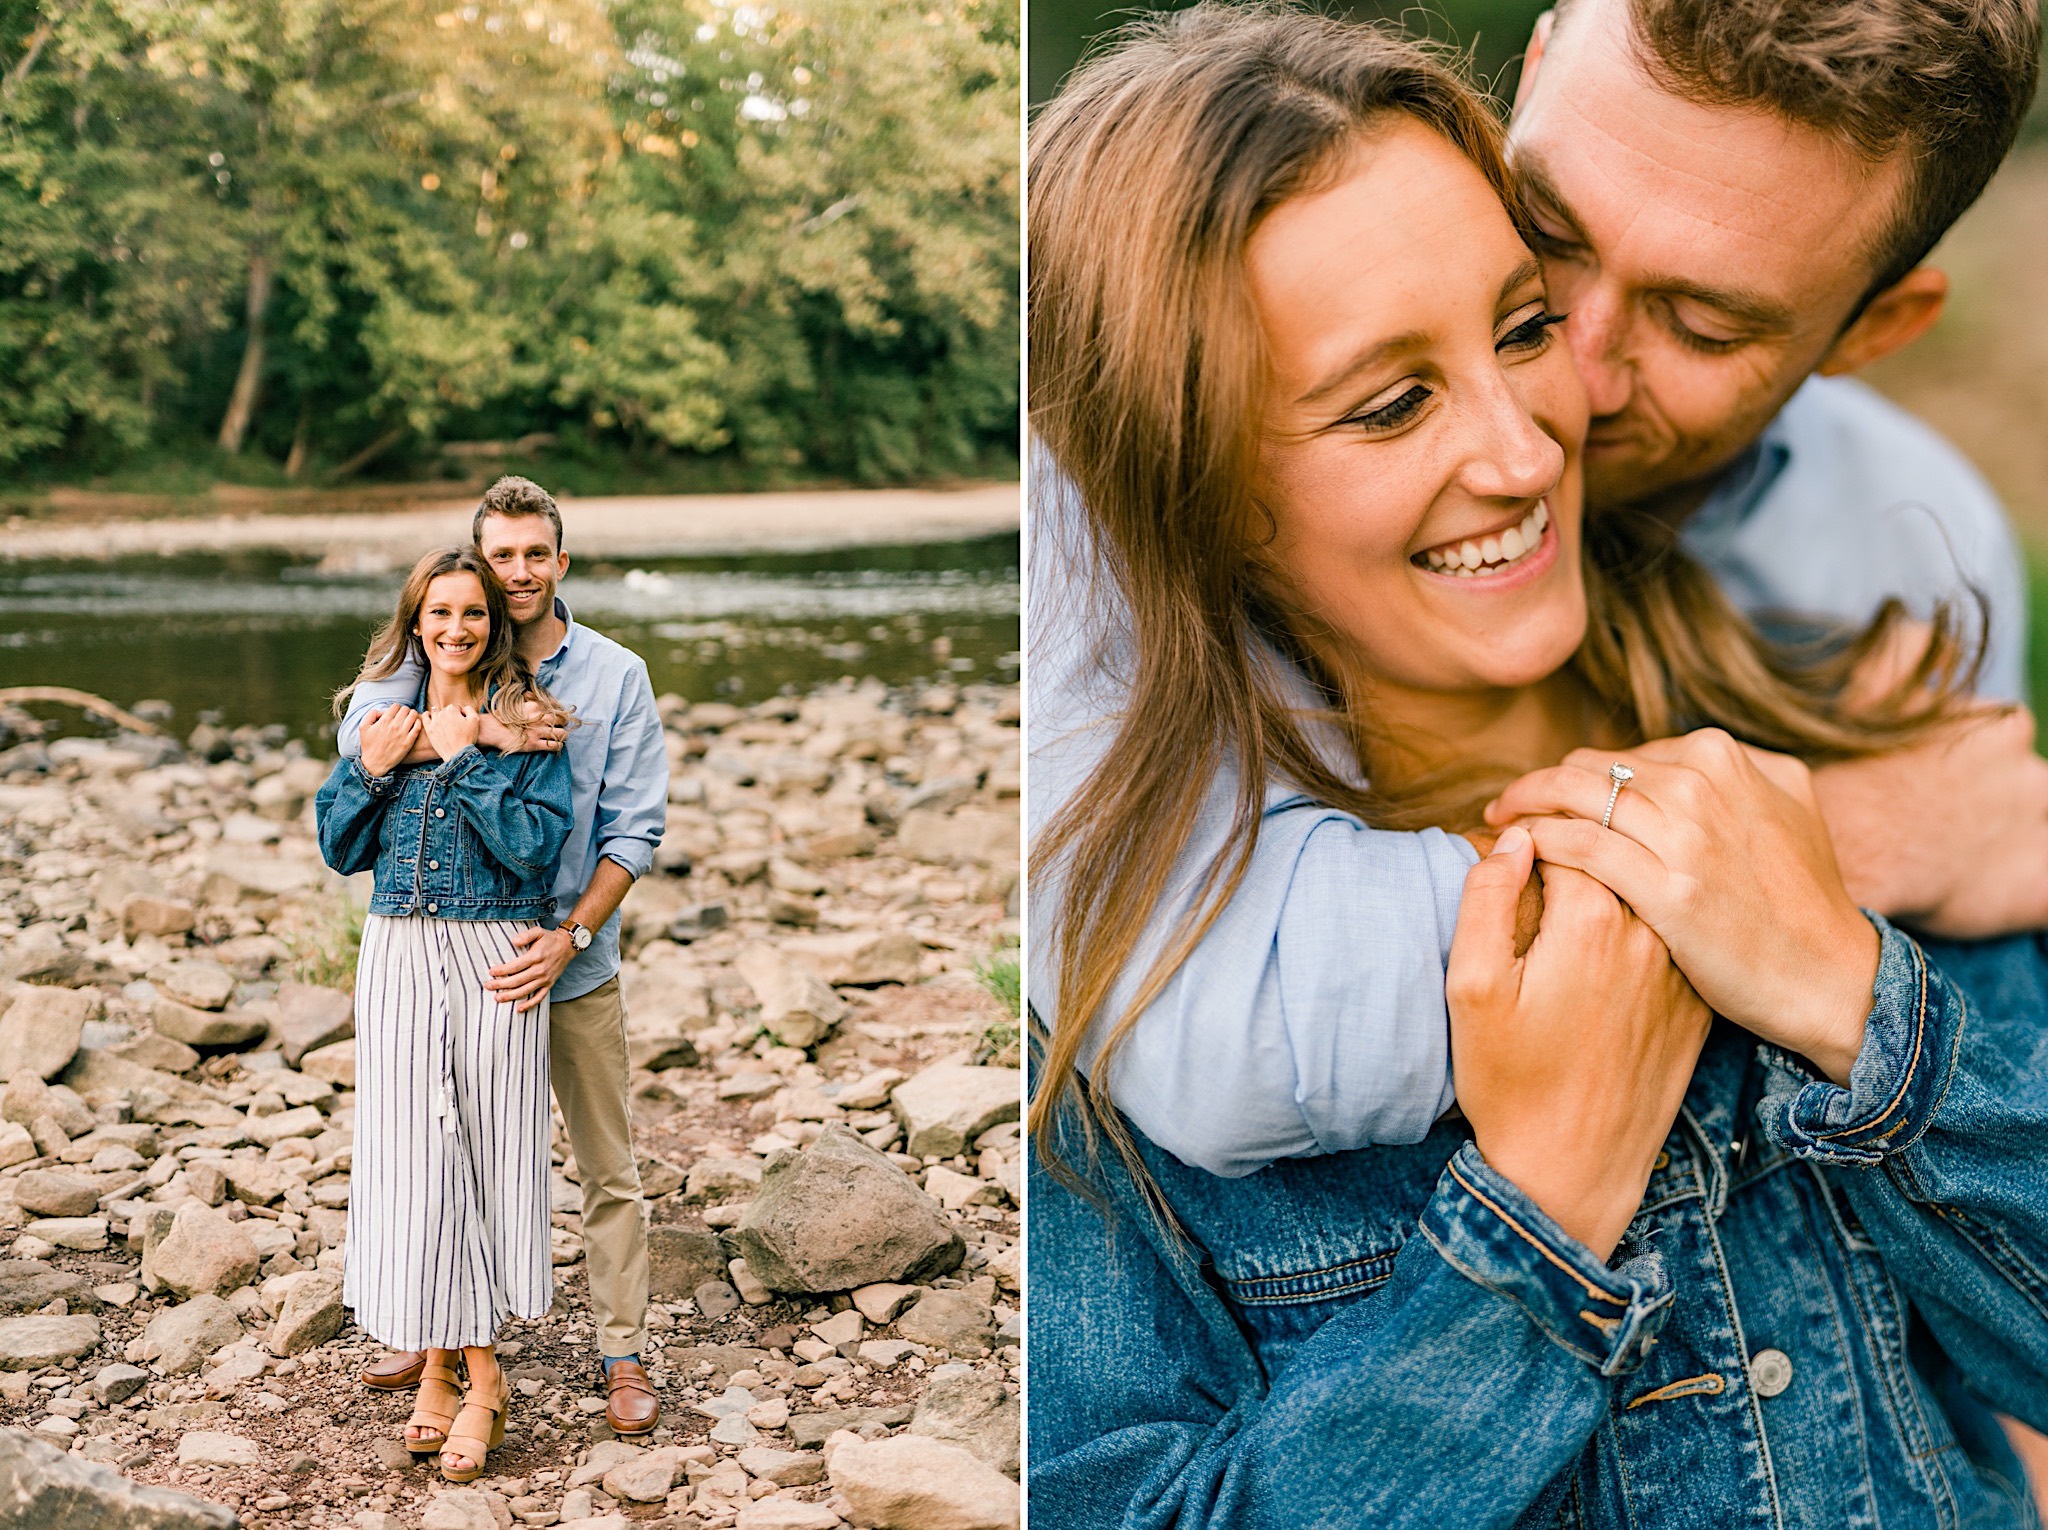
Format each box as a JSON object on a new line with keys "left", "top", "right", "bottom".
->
{"left": 339, "top": 597, "right": 669, "bottom": 1002}
{"left": 1029, "top": 375, "right": 2029, "bottom": 1177}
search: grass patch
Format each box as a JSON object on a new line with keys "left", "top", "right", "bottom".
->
{"left": 974, "top": 947, "right": 1022, "bottom": 1067}
{"left": 278, "top": 895, "right": 364, "bottom": 992}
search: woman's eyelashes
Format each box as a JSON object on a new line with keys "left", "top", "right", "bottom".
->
{"left": 1335, "top": 309, "right": 1563, "bottom": 435}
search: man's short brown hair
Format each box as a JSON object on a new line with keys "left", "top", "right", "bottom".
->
{"left": 1562, "top": 0, "right": 2041, "bottom": 303}
{"left": 471, "top": 475, "right": 565, "bottom": 554}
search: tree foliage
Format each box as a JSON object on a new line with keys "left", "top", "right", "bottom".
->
{"left": 0, "top": 0, "right": 1019, "bottom": 484}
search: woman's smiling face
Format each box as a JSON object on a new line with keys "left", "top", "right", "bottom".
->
{"left": 1248, "top": 118, "right": 1591, "bottom": 699}
{"left": 414, "top": 571, "right": 493, "bottom": 679}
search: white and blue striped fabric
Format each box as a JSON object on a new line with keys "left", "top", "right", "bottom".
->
{"left": 343, "top": 914, "right": 554, "bottom": 1350}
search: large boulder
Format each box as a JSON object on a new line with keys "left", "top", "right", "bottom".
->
{"left": 911, "top": 1372, "right": 1020, "bottom": 1477}
{"left": 0, "top": 1426, "right": 237, "bottom": 1528}
{"left": 272, "top": 983, "right": 354, "bottom": 1066}
{"left": 735, "top": 943, "right": 847, "bottom": 1049}
{"left": 891, "top": 1064, "right": 1021, "bottom": 1159}
{"left": 140, "top": 1295, "right": 242, "bottom": 1376}
{"left": 0, "top": 1314, "right": 100, "bottom": 1370}
{"left": 732, "top": 1125, "right": 963, "bottom": 1295}
{"left": 827, "top": 1434, "right": 1018, "bottom": 1530}
{"left": 269, "top": 1270, "right": 344, "bottom": 1356}
{"left": 143, "top": 1204, "right": 259, "bottom": 1299}
{"left": 0, "top": 986, "right": 96, "bottom": 1081}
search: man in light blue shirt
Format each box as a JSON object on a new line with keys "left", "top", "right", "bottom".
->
{"left": 338, "top": 477, "right": 670, "bottom": 1433}
{"left": 1030, "top": 0, "right": 2048, "bottom": 1179}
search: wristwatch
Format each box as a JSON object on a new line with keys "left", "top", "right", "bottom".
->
{"left": 560, "top": 920, "right": 593, "bottom": 952}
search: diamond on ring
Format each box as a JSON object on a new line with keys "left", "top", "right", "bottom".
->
{"left": 1602, "top": 762, "right": 1635, "bottom": 830}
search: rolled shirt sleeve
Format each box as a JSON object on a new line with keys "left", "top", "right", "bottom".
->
{"left": 336, "top": 658, "right": 427, "bottom": 758}
{"left": 589, "top": 656, "right": 667, "bottom": 882}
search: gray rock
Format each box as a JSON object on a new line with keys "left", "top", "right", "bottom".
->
{"left": 140, "top": 1294, "right": 242, "bottom": 1376}
{"left": 647, "top": 1226, "right": 731, "bottom": 1302}
{"left": 273, "top": 982, "right": 354, "bottom": 1065}
{"left": 2, "top": 1073, "right": 94, "bottom": 1136}
{"left": 735, "top": 943, "right": 848, "bottom": 1049}
{"left": 787, "top": 1403, "right": 914, "bottom": 1449}
{"left": 152, "top": 997, "right": 267, "bottom": 1049}
{"left": 734, "top": 1125, "right": 963, "bottom": 1295}
{"left": 0, "top": 986, "right": 97, "bottom": 1081}
{"left": 247, "top": 1105, "right": 324, "bottom": 1146}
{"left": 0, "top": 1260, "right": 93, "bottom": 1314}
{"left": 270, "top": 1270, "right": 344, "bottom": 1356}
{"left": 891, "top": 1064, "right": 1021, "bottom": 1159}
{"left": 637, "top": 1155, "right": 687, "bottom": 1199}
{"left": 601, "top": 1445, "right": 696, "bottom": 1502}
{"left": 143, "top": 1204, "right": 260, "bottom": 1298}
{"left": 420, "top": 1489, "right": 499, "bottom": 1530}
{"left": 687, "top": 1156, "right": 764, "bottom": 1204}
{"left": 695, "top": 1281, "right": 741, "bottom": 1320}
{"left": 147, "top": 960, "right": 236, "bottom": 1012}
{"left": 14, "top": 1169, "right": 102, "bottom": 1218}
{"left": 108, "top": 1033, "right": 201, "bottom": 1074}
{"left": 25, "top": 1217, "right": 108, "bottom": 1251}
{"left": 90, "top": 1362, "right": 149, "bottom": 1404}
{"left": 120, "top": 895, "right": 197, "bottom": 940}
{"left": 895, "top": 1290, "right": 995, "bottom": 1357}
{"left": 657, "top": 1344, "right": 770, "bottom": 1387}
{"left": 737, "top": 1446, "right": 827, "bottom": 1486}
{"left": 174, "top": 1431, "right": 258, "bottom": 1467}
{"left": 829, "top": 1434, "right": 1018, "bottom": 1530}
{"left": 895, "top": 806, "right": 1019, "bottom": 867}
{"left": 776, "top": 930, "right": 924, "bottom": 987}
{"left": 300, "top": 1038, "right": 356, "bottom": 1088}
{"left": 0, "top": 1314, "right": 101, "bottom": 1370}
{"left": 911, "top": 1372, "right": 1019, "bottom": 1477}
{"left": 0, "top": 1426, "right": 237, "bottom": 1528}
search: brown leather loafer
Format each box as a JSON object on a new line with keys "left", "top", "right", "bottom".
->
{"left": 362, "top": 1350, "right": 428, "bottom": 1391}
{"left": 604, "top": 1359, "right": 660, "bottom": 1436}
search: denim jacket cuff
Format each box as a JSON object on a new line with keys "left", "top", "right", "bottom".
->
{"left": 1761, "top": 913, "right": 1965, "bottom": 1167}
{"left": 1420, "top": 1143, "right": 1673, "bottom": 1377}
{"left": 348, "top": 757, "right": 399, "bottom": 797}
{"left": 432, "top": 743, "right": 485, "bottom": 783}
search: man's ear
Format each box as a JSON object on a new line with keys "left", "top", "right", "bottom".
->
{"left": 1819, "top": 267, "right": 1947, "bottom": 376}
{"left": 1511, "top": 10, "right": 1556, "bottom": 118}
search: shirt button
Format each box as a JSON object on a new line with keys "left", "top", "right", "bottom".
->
{"left": 1750, "top": 1348, "right": 1793, "bottom": 1398}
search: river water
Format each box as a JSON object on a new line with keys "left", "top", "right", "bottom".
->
{"left": 0, "top": 534, "right": 1019, "bottom": 743}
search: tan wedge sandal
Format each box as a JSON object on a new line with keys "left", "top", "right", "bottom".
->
{"left": 439, "top": 1374, "right": 511, "bottom": 1483}
{"left": 405, "top": 1358, "right": 463, "bottom": 1455}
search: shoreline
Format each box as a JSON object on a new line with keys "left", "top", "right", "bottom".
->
{"left": 0, "top": 483, "right": 1021, "bottom": 563}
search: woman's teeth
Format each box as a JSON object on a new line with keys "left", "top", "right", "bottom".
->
{"left": 1421, "top": 502, "right": 1548, "bottom": 577}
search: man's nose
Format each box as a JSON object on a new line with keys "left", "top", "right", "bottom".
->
{"left": 1563, "top": 286, "right": 1634, "bottom": 419}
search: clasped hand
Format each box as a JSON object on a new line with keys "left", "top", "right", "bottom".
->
{"left": 1483, "top": 728, "right": 1879, "bottom": 1085}
{"left": 358, "top": 703, "right": 484, "bottom": 772}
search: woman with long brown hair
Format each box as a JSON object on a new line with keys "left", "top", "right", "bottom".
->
{"left": 1026, "top": 5, "right": 2048, "bottom": 1523}
{"left": 315, "top": 546, "right": 573, "bottom": 1483}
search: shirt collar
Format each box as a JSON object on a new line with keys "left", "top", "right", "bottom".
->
{"left": 535, "top": 594, "right": 578, "bottom": 669}
{"left": 1683, "top": 396, "right": 1798, "bottom": 548}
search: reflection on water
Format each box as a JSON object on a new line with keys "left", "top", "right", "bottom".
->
{"left": 0, "top": 535, "right": 1019, "bottom": 742}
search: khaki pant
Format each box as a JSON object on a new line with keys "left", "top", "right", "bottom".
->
{"left": 548, "top": 976, "right": 648, "bottom": 1359}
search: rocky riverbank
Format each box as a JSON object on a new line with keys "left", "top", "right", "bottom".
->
{"left": 0, "top": 678, "right": 1022, "bottom": 1530}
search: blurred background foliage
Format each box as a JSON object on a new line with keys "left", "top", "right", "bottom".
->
{"left": 0, "top": 0, "right": 1019, "bottom": 490}
{"left": 1031, "top": 0, "right": 2048, "bottom": 726}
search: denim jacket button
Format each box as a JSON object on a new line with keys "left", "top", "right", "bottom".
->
{"left": 435, "top": 808, "right": 447, "bottom": 818}
{"left": 429, "top": 860, "right": 440, "bottom": 870}
{"left": 427, "top": 903, "right": 439, "bottom": 914}
{"left": 1750, "top": 1348, "right": 1793, "bottom": 1398}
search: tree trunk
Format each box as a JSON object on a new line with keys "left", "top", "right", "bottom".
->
{"left": 330, "top": 425, "right": 406, "bottom": 480}
{"left": 284, "top": 401, "right": 312, "bottom": 479}
{"left": 216, "top": 253, "right": 273, "bottom": 454}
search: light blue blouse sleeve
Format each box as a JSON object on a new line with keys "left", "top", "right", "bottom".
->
{"left": 1027, "top": 451, "right": 1476, "bottom": 1179}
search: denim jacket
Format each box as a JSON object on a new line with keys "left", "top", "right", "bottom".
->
{"left": 1029, "top": 918, "right": 2048, "bottom": 1529}
{"left": 314, "top": 713, "right": 573, "bottom": 922}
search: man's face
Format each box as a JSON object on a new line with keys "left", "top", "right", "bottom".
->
{"left": 476, "top": 512, "right": 569, "bottom": 627}
{"left": 1509, "top": 0, "right": 1909, "bottom": 512}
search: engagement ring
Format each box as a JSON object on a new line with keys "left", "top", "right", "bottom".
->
{"left": 1602, "top": 762, "right": 1636, "bottom": 830}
